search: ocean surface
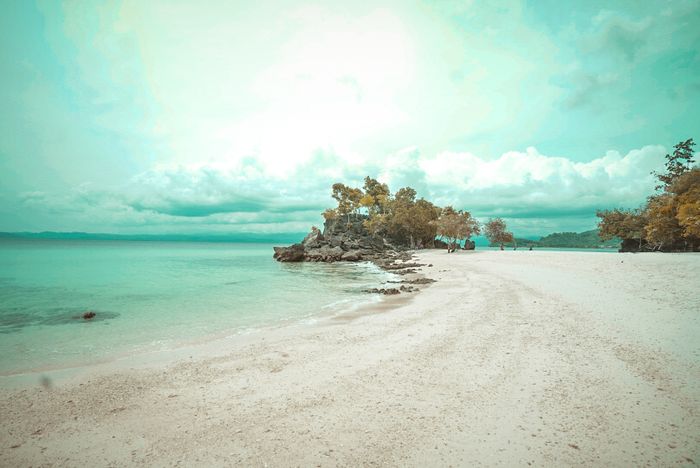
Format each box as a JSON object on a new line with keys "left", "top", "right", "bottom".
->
{"left": 0, "top": 239, "right": 397, "bottom": 375}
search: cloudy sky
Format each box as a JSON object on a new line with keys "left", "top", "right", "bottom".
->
{"left": 1, "top": 0, "right": 698, "bottom": 237}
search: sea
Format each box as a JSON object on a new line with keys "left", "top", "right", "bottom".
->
{"left": 0, "top": 239, "right": 397, "bottom": 376}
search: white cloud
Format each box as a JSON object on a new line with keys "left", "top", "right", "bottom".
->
{"left": 17, "top": 144, "right": 668, "bottom": 235}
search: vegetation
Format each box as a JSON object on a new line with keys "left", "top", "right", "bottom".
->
{"left": 325, "top": 178, "right": 430, "bottom": 247}
{"left": 484, "top": 218, "right": 514, "bottom": 250}
{"left": 597, "top": 138, "right": 699, "bottom": 251}
{"left": 433, "top": 206, "right": 480, "bottom": 252}
{"left": 323, "top": 177, "right": 473, "bottom": 249}
{"left": 537, "top": 230, "right": 619, "bottom": 248}
{"left": 488, "top": 230, "right": 620, "bottom": 249}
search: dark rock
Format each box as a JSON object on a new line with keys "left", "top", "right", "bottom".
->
{"left": 404, "top": 277, "right": 436, "bottom": 284}
{"left": 364, "top": 288, "right": 401, "bottom": 295}
{"left": 433, "top": 239, "right": 449, "bottom": 249}
{"left": 273, "top": 244, "right": 306, "bottom": 262}
{"left": 463, "top": 239, "right": 476, "bottom": 250}
{"left": 302, "top": 226, "right": 324, "bottom": 248}
{"left": 274, "top": 215, "right": 410, "bottom": 263}
{"left": 305, "top": 245, "right": 344, "bottom": 262}
{"left": 341, "top": 250, "right": 362, "bottom": 261}
{"left": 82, "top": 311, "right": 96, "bottom": 320}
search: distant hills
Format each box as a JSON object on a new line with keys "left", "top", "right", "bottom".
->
{"left": 488, "top": 229, "right": 620, "bottom": 249}
{"left": 0, "top": 231, "right": 307, "bottom": 244}
{"left": 1, "top": 229, "right": 620, "bottom": 249}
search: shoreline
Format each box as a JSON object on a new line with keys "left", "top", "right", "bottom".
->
{"left": 2, "top": 250, "right": 698, "bottom": 466}
{"left": 0, "top": 258, "right": 426, "bottom": 388}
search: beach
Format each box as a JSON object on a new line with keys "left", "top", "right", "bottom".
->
{"left": 2, "top": 250, "right": 699, "bottom": 466}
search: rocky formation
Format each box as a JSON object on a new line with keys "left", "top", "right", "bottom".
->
{"left": 272, "top": 216, "right": 440, "bottom": 296}
{"left": 273, "top": 216, "right": 396, "bottom": 263}
{"left": 364, "top": 287, "right": 400, "bottom": 295}
{"left": 388, "top": 277, "right": 436, "bottom": 285}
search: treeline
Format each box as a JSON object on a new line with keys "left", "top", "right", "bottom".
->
{"left": 537, "top": 230, "right": 619, "bottom": 248}
{"left": 597, "top": 138, "right": 699, "bottom": 251}
{"left": 323, "top": 177, "right": 513, "bottom": 251}
{"left": 488, "top": 230, "right": 619, "bottom": 249}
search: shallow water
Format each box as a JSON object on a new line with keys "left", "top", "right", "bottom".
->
{"left": 0, "top": 239, "right": 395, "bottom": 375}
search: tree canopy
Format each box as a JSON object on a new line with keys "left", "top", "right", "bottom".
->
{"left": 484, "top": 218, "right": 514, "bottom": 249}
{"left": 597, "top": 138, "right": 699, "bottom": 251}
{"left": 434, "top": 206, "right": 480, "bottom": 252}
{"left": 323, "top": 177, "right": 478, "bottom": 249}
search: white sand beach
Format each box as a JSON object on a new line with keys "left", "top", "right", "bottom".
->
{"left": 2, "top": 250, "right": 699, "bottom": 467}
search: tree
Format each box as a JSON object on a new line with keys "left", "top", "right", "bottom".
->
{"left": 347, "top": 187, "right": 364, "bottom": 219}
{"left": 385, "top": 187, "right": 418, "bottom": 246}
{"left": 331, "top": 183, "right": 353, "bottom": 221}
{"left": 670, "top": 168, "right": 700, "bottom": 246}
{"left": 644, "top": 195, "right": 683, "bottom": 250}
{"left": 596, "top": 208, "right": 647, "bottom": 251}
{"left": 436, "top": 207, "right": 481, "bottom": 252}
{"left": 410, "top": 199, "right": 441, "bottom": 247}
{"left": 484, "top": 218, "right": 514, "bottom": 250}
{"left": 322, "top": 208, "right": 338, "bottom": 221}
{"left": 359, "top": 194, "right": 375, "bottom": 216}
{"left": 362, "top": 177, "right": 390, "bottom": 215}
{"left": 331, "top": 183, "right": 365, "bottom": 222}
{"left": 653, "top": 138, "right": 696, "bottom": 191}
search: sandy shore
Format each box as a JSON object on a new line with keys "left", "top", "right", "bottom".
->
{"left": 2, "top": 250, "right": 699, "bottom": 466}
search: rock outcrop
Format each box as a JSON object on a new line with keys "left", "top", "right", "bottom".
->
{"left": 273, "top": 216, "right": 394, "bottom": 263}
{"left": 272, "top": 243, "right": 306, "bottom": 262}
{"left": 364, "top": 287, "right": 400, "bottom": 295}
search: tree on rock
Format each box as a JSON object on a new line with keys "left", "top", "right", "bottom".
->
{"left": 331, "top": 183, "right": 354, "bottom": 222}
{"left": 362, "top": 177, "right": 390, "bottom": 215}
{"left": 484, "top": 218, "right": 514, "bottom": 250}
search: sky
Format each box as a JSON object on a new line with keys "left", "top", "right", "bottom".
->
{"left": 1, "top": 0, "right": 698, "bottom": 237}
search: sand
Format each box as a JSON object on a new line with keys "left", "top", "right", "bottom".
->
{"left": 1, "top": 250, "right": 699, "bottom": 467}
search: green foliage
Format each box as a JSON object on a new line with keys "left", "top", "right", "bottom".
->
{"left": 434, "top": 206, "right": 480, "bottom": 251}
{"left": 484, "top": 218, "right": 514, "bottom": 248}
{"left": 326, "top": 178, "right": 455, "bottom": 248}
{"left": 599, "top": 138, "right": 699, "bottom": 251}
{"left": 486, "top": 230, "right": 620, "bottom": 248}
{"left": 536, "top": 230, "right": 619, "bottom": 248}
{"left": 653, "top": 138, "right": 696, "bottom": 191}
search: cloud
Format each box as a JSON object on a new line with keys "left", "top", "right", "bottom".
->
{"left": 586, "top": 12, "right": 652, "bottom": 61}
{"left": 562, "top": 69, "right": 619, "bottom": 109}
{"left": 416, "top": 145, "right": 665, "bottom": 215}
{"left": 16, "top": 144, "right": 668, "bottom": 236}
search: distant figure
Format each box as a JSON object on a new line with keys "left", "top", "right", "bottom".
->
{"left": 529, "top": 246, "right": 533, "bottom": 251}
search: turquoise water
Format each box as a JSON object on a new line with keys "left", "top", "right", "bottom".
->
{"left": 0, "top": 239, "right": 395, "bottom": 375}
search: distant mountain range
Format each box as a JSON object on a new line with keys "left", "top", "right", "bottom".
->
{"left": 0, "top": 231, "right": 307, "bottom": 244}
{"left": 1, "top": 229, "right": 620, "bottom": 249}
{"left": 487, "top": 229, "right": 620, "bottom": 249}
